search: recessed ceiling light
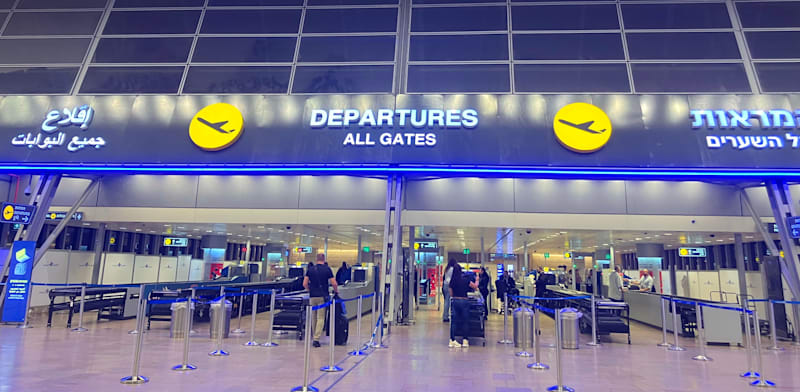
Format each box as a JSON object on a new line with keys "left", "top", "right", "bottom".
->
{"left": 258, "top": 226, "right": 265, "bottom": 229}
{"left": 82, "top": 223, "right": 91, "bottom": 226}
{"left": 635, "top": 238, "right": 642, "bottom": 241}
{"left": 163, "top": 224, "right": 170, "bottom": 227}
{"left": 150, "top": 231, "right": 156, "bottom": 233}
{"left": 206, "top": 230, "right": 213, "bottom": 233}
{"left": 193, "top": 228, "right": 200, "bottom": 231}
{"left": 135, "top": 229, "right": 141, "bottom": 232}
{"left": 664, "top": 233, "right": 673, "bottom": 236}
{"left": 177, "top": 226, "right": 185, "bottom": 229}
{"left": 745, "top": 236, "right": 754, "bottom": 239}
{"left": 119, "top": 227, "right": 127, "bottom": 230}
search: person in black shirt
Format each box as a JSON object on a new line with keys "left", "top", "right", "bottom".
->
{"left": 478, "top": 267, "right": 491, "bottom": 320}
{"left": 448, "top": 264, "right": 479, "bottom": 348}
{"left": 304, "top": 253, "right": 339, "bottom": 347}
{"left": 335, "top": 262, "right": 351, "bottom": 285}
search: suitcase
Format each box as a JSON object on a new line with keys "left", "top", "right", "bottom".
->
{"left": 325, "top": 299, "right": 349, "bottom": 345}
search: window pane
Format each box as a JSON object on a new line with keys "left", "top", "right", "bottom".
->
{"left": 292, "top": 65, "right": 393, "bottom": 93}
{"left": 627, "top": 32, "right": 739, "bottom": 60}
{"left": 514, "top": 64, "right": 629, "bottom": 92}
{"left": 299, "top": 36, "right": 395, "bottom": 62}
{"left": 0, "top": 38, "right": 91, "bottom": 64}
{"left": 208, "top": 0, "right": 302, "bottom": 5}
{"left": 94, "top": 37, "right": 193, "bottom": 63}
{"left": 80, "top": 66, "right": 184, "bottom": 94}
{"left": 512, "top": 5, "right": 619, "bottom": 30}
{"left": 621, "top": 3, "right": 731, "bottom": 29}
{"left": 410, "top": 34, "right": 508, "bottom": 61}
{"left": 183, "top": 66, "right": 290, "bottom": 93}
{"left": 310, "top": 0, "right": 396, "bottom": 4}
{"left": 303, "top": 8, "right": 397, "bottom": 33}
{"left": 411, "top": 6, "right": 506, "bottom": 32}
{"left": 0, "top": 0, "right": 12, "bottom": 8}
{"left": 0, "top": 67, "right": 78, "bottom": 94}
{"left": 201, "top": 9, "right": 301, "bottom": 34}
{"left": 755, "top": 63, "right": 800, "bottom": 93}
{"left": 115, "top": 0, "right": 204, "bottom": 6}
{"left": 513, "top": 33, "right": 623, "bottom": 60}
{"left": 746, "top": 32, "right": 800, "bottom": 59}
{"left": 18, "top": 0, "right": 106, "bottom": 8}
{"left": 193, "top": 37, "right": 296, "bottom": 63}
{"left": 407, "top": 64, "right": 509, "bottom": 93}
{"left": 415, "top": 0, "right": 503, "bottom": 3}
{"left": 632, "top": 63, "right": 749, "bottom": 93}
{"left": 104, "top": 11, "right": 200, "bottom": 34}
{"left": 0, "top": 13, "right": 6, "bottom": 26}
{"left": 737, "top": 2, "right": 800, "bottom": 28}
{"left": 4, "top": 12, "right": 101, "bottom": 35}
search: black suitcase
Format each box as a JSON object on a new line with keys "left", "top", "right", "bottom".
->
{"left": 325, "top": 299, "right": 349, "bottom": 345}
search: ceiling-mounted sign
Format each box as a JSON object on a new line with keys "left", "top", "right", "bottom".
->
{"left": 45, "top": 211, "right": 83, "bottom": 221}
{"left": 1, "top": 203, "right": 35, "bottom": 224}
{"left": 10, "top": 105, "right": 104, "bottom": 152}
{"left": 294, "top": 246, "right": 312, "bottom": 253}
{"left": 786, "top": 216, "right": 800, "bottom": 239}
{"left": 413, "top": 240, "right": 438, "bottom": 252}
{"left": 678, "top": 247, "right": 707, "bottom": 257}
{"left": 163, "top": 237, "right": 188, "bottom": 247}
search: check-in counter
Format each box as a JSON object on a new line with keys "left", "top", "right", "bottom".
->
{"left": 338, "top": 282, "right": 375, "bottom": 320}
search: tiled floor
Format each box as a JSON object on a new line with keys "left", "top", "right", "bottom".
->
{"left": 1, "top": 304, "right": 799, "bottom": 391}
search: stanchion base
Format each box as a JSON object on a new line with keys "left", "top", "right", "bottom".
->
{"left": 767, "top": 346, "right": 784, "bottom": 351}
{"left": 740, "top": 371, "right": 760, "bottom": 379}
{"left": 668, "top": 346, "right": 686, "bottom": 351}
{"left": 497, "top": 339, "right": 514, "bottom": 345}
{"left": 349, "top": 350, "right": 367, "bottom": 356}
{"left": 17, "top": 324, "right": 32, "bottom": 329}
{"left": 792, "top": 341, "right": 800, "bottom": 346}
{"left": 208, "top": 350, "right": 230, "bottom": 356}
{"left": 261, "top": 342, "right": 279, "bottom": 347}
{"left": 515, "top": 351, "right": 533, "bottom": 357}
{"left": 657, "top": 342, "right": 671, "bottom": 347}
{"left": 290, "top": 386, "right": 319, "bottom": 392}
{"left": 71, "top": 327, "right": 88, "bottom": 332}
{"left": 231, "top": 329, "right": 246, "bottom": 334}
{"left": 127, "top": 330, "right": 138, "bottom": 335}
{"left": 547, "top": 384, "right": 575, "bottom": 392}
{"left": 243, "top": 341, "right": 260, "bottom": 346}
{"left": 171, "top": 364, "right": 197, "bottom": 371}
{"left": 527, "top": 363, "right": 549, "bottom": 370}
{"left": 692, "top": 355, "right": 712, "bottom": 361}
{"left": 751, "top": 379, "right": 776, "bottom": 388}
{"left": 320, "top": 366, "right": 343, "bottom": 372}
{"left": 274, "top": 330, "right": 289, "bottom": 335}
{"left": 585, "top": 341, "right": 600, "bottom": 347}
{"left": 120, "top": 375, "right": 149, "bottom": 385}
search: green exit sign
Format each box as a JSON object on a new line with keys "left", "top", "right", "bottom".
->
{"left": 544, "top": 253, "right": 550, "bottom": 259}
{"left": 363, "top": 247, "right": 370, "bottom": 253}
{"left": 463, "top": 248, "right": 470, "bottom": 254}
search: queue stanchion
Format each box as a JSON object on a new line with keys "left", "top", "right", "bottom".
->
{"left": 377, "top": 292, "right": 388, "bottom": 349}
{"left": 349, "top": 295, "right": 366, "bottom": 356}
{"left": 547, "top": 308, "right": 573, "bottom": 392}
{"left": 321, "top": 298, "right": 343, "bottom": 372}
{"left": 767, "top": 300, "right": 783, "bottom": 351}
{"left": 190, "top": 288, "right": 198, "bottom": 334}
{"left": 750, "top": 308, "right": 776, "bottom": 388}
{"left": 369, "top": 292, "right": 379, "bottom": 348}
{"left": 244, "top": 292, "right": 260, "bottom": 346}
{"left": 515, "top": 305, "right": 532, "bottom": 357}
{"left": 121, "top": 297, "right": 149, "bottom": 384}
{"left": 232, "top": 287, "right": 246, "bottom": 334}
{"left": 128, "top": 284, "right": 145, "bottom": 334}
{"left": 691, "top": 303, "right": 711, "bottom": 361}
{"left": 657, "top": 297, "right": 670, "bottom": 347}
{"left": 18, "top": 280, "right": 34, "bottom": 329}
{"left": 262, "top": 290, "right": 279, "bottom": 347}
{"left": 71, "top": 282, "right": 88, "bottom": 332}
{"left": 498, "top": 293, "right": 513, "bottom": 344}
{"left": 527, "top": 305, "right": 549, "bottom": 371}
{"left": 209, "top": 296, "right": 230, "bottom": 357}
{"left": 291, "top": 304, "right": 318, "bottom": 392}
{"left": 172, "top": 299, "right": 197, "bottom": 371}
{"left": 741, "top": 308, "right": 759, "bottom": 379}
{"left": 668, "top": 298, "right": 685, "bottom": 351}
{"left": 586, "top": 294, "right": 599, "bottom": 347}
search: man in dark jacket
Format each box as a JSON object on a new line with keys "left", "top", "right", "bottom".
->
{"left": 304, "top": 254, "right": 338, "bottom": 348}
{"left": 335, "top": 262, "right": 351, "bottom": 285}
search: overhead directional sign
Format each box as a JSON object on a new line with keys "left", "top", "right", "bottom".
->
{"left": 294, "top": 246, "right": 312, "bottom": 253}
{"left": 679, "top": 247, "right": 707, "bottom": 257}
{"left": 413, "top": 240, "right": 438, "bottom": 252}
{"left": 163, "top": 237, "right": 188, "bottom": 247}
{"left": 45, "top": 211, "right": 83, "bottom": 221}
{"left": 786, "top": 216, "right": 800, "bottom": 239}
{"left": 1, "top": 203, "right": 36, "bottom": 224}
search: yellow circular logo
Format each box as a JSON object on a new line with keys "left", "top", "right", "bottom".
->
{"left": 109, "top": 237, "right": 116, "bottom": 245}
{"left": 50, "top": 213, "right": 57, "bottom": 219}
{"left": 679, "top": 248, "right": 688, "bottom": 256}
{"left": 2, "top": 205, "right": 14, "bottom": 221}
{"left": 553, "top": 102, "right": 612, "bottom": 153}
{"left": 414, "top": 243, "right": 420, "bottom": 250}
{"left": 165, "top": 238, "right": 172, "bottom": 245}
{"left": 189, "top": 103, "right": 244, "bottom": 151}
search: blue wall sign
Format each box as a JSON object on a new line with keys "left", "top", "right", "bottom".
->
{"left": 1, "top": 203, "right": 36, "bottom": 224}
{"left": 1, "top": 241, "right": 35, "bottom": 323}
{"left": 496, "top": 263, "right": 504, "bottom": 278}
{"left": 786, "top": 216, "right": 800, "bottom": 239}
{"left": 45, "top": 211, "right": 83, "bottom": 221}
{"left": 678, "top": 247, "right": 707, "bottom": 257}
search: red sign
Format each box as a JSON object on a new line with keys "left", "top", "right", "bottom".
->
{"left": 210, "top": 263, "right": 224, "bottom": 279}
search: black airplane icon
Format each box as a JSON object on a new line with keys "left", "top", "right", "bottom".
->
{"left": 558, "top": 119, "right": 605, "bottom": 134}
{"left": 197, "top": 117, "right": 235, "bottom": 134}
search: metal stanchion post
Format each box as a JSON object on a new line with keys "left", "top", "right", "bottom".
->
{"left": 794, "top": 302, "right": 800, "bottom": 346}
{"left": 232, "top": 287, "right": 246, "bottom": 334}
{"left": 321, "top": 299, "right": 343, "bottom": 372}
{"left": 527, "top": 306, "right": 549, "bottom": 370}
{"left": 349, "top": 296, "right": 366, "bottom": 356}
{"left": 72, "top": 283, "right": 88, "bottom": 332}
{"left": 209, "top": 295, "right": 230, "bottom": 357}
{"left": 741, "top": 308, "right": 759, "bottom": 379}
{"left": 190, "top": 288, "right": 198, "bottom": 334}
{"left": 377, "top": 292, "right": 388, "bottom": 349}
{"left": 121, "top": 298, "right": 149, "bottom": 384}
{"left": 498, "top": 293, "right": 512, "bottom": 344}
{"left": 291, "top": 305, "right": 318, "bottom": 392}
{"left": 657, "top": 297, "right": 670, "bottom": 347}
{"left": 668, "top": 299, "right": 685, "bottom": 351}
{"left": 586, "top": 294, "right": 599, "bottom": 347}
{"left": 692, "top": 303, "right": 711, "bottom": 361}
{"left": 263, "top": 290, "right": 279, "bottom": 347}
{"left": 515, "top": 307, "right": 532, "bottom": 357}
{"left": 244, "top": 292, "right": 260, "bottom": 346}
{"left": 751, "top": 308, "right": 776, "bottom": 387}
{"left": 767, "top": 300, "right": 783, "bottom": 351}
{"left": 547, "top": 309, "right": 573, "bottom": 392}
{"left": 17, "top": 281, "right": 34, "bottom": 329}
{"left": 369, "top": 292, "right": 379, "bottom": 348}
{"left": 128, "top": 284, "right": 145, "bottom": 334}
{"left": 173, "top": 299, "right": 197, "bottom": 371}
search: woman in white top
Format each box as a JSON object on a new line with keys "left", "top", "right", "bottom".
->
{"left": 442, "top": 259, "right": 456, "bottom": 322}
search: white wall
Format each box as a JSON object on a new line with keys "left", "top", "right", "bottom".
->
{"left": 745, "top": 271, "right": 768, "bottom": 317}
{"left": 66, "top": 252, "right": 95, "bottom": 284}
{"left": 189, "top": 259, "right": 205, "bottom": 281}
{"left": 176, "top": 255, "right": 192, "bottom": 282}
{"left": 101, "top": 253, "right": 134, "bottom": 285}
{"left": 31, "top": 250, "right": 69, "bottom": 307}
{"left": 132, "top": 255, "right": 160, "bottom": 284}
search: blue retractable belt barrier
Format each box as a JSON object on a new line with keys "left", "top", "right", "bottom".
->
{"left": 337, "top": 296, "right": 361, "bottom": 303}
{"left": 312, "top": 301, "right": 333, "bottom": 311}
{"left": 31, "top": 282, "right": 139, "bottom": 288}
{"left": 362, "top": 292, "right": 375, "bottom": 299}
{"left": 511, "top": 295, "right": 591, "bottom": 301}
{"left": 700, "top": 302, "right": 749, "bottom": 313}
{"left": 148, "top": 298, "right": 189, "bottom": 305}
{"left": 747, "top": 299, "right": 770, "bottom": 303}
{"left": 772, "top": 300, "right": 800, "bottom": 305}
{"left": 224, "top": 291, "right": 250, "bottom": 298}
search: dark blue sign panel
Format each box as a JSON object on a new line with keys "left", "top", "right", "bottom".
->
{"left": 679, "top": 247, "right": 707, "bottom": 257}
{"left": 786, "top": 216, "right": 800, "bottom": 239}
{"left": 1, "top": 203, "right": 36, "bottom": 224}
{"left": 45, "top": 211, "right": 83, "bottom": 221}
{"left": 1, "top": 241, "right": 35, "bottom": 323}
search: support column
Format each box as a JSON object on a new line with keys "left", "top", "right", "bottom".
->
{"left": 388, "top": 177, "right": 404, "bottom": 325}
{"left": 324, "top": 237, "right": 328, "bottom": 265}
{"left": 91, "top": 223, "right": 106, "bottom": 284}
{"left": 763, "top": 181, "right": 800, "bottom": 301}
{"left": 245, "top": 240, "right": 251, "bottom": 262}
{"left": 378, "top": 177, "right": 394, "bottom": 326}
{"left": 357, "top": 234, "right": 362, "bottom": 265}
{"left": 406, "top": 226, "right": 415, "bottom": 324}
{"left": 735, "top": 234, "right": 749, "bottom": 301}
{"left": 480, "top": 236, "right": 485, "bottom": 268}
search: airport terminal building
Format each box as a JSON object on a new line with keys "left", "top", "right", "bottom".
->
{"left": 1, "top": 1, "right": 800, "bottom": 391}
